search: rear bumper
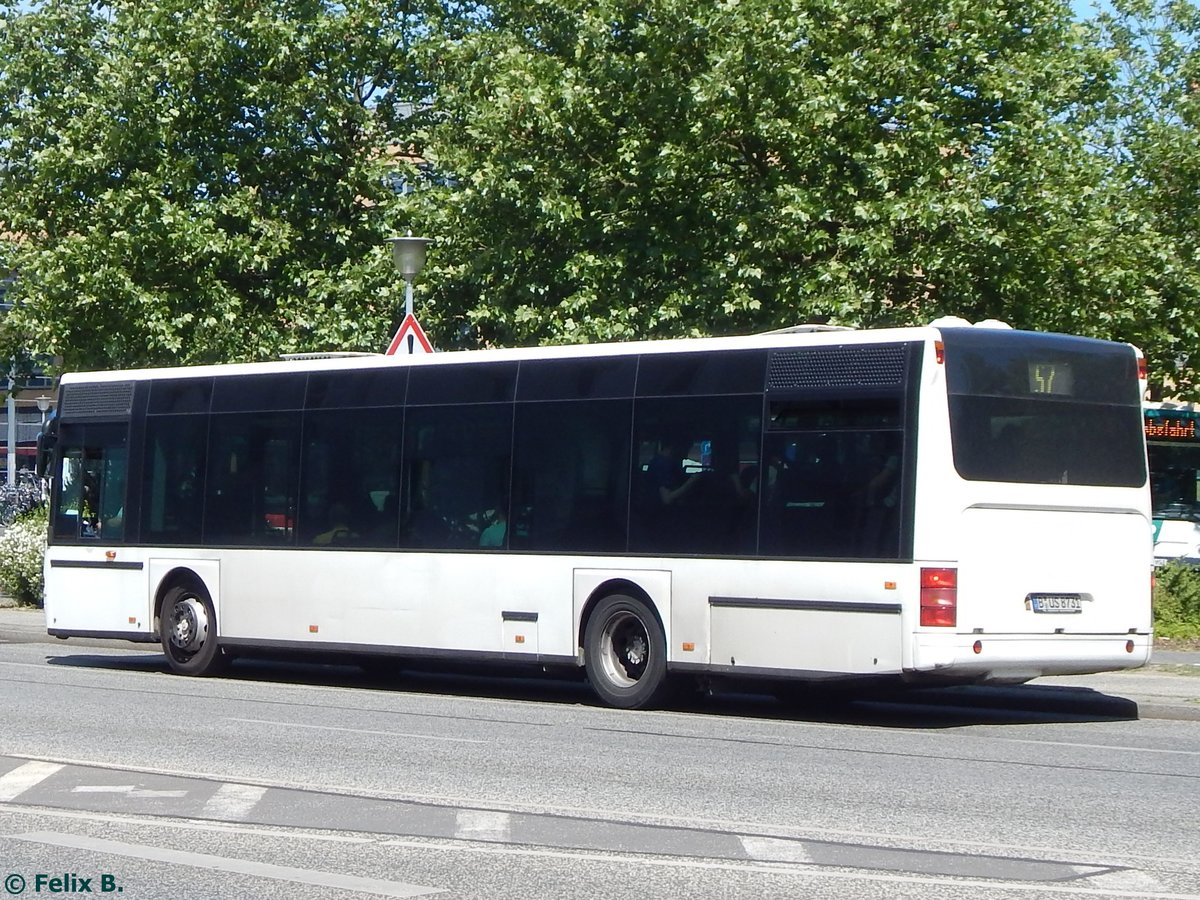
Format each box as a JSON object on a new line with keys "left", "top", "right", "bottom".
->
{"left": 911, "top": 633, "right": 1152, "bottom": 684}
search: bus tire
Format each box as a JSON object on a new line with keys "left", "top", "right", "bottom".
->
{"left": 584, "top": 593, "right": 668, "bottom": 709}
{"left": 160, "top": 583, "right": 226, "bottom": 676}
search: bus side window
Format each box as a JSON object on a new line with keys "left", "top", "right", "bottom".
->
{"left": 56, "top": 453, "right": 85, "bottom": 538}
{"left": 400, "top": 406, "right": 513, "bottom": 551}
{"left": 52, "top": 424, "right": 128, "bottom": 542}
{"left": 629, "top": 396, "right": 761, "bottom": 556}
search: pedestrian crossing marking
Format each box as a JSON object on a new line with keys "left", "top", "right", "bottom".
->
{"left": 0, "top": 761, "right": 62, "bottom": 802}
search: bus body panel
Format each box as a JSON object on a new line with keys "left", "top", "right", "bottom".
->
{"left": 708, "top": 602, "right": 902, "bottom": 676}
{"left": 911, "top": 633, "right": 1152, "bottom": 682}
{"left": 956, "top": 505, "right": 1152, "bottom": 635}
{"left": 217, "top": 550, "right": 578, "bottom": 658}
{"left": 44, "top": 550, "right": 152, "bottom": 637}
{"left": 673, "top": 560, "right": 907, "bottom": 676}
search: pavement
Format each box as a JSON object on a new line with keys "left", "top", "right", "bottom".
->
{"left": 1, "top": 603, "right": 1197, "bottom": 720}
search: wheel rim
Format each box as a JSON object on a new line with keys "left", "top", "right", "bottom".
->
{"left": 598, "top": 610, "right": 650, "bottom": 688}
{"left": 168, "top": 596, "right": 209, "bottom": 657}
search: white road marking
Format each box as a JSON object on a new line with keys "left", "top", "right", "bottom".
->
{"left": 12, "top": 832, "right": 445, "bottom": 898}
{"left": 4, "top": 753, "right": 1196, "bottom": 874}
{"left": 201, "top": 783, "right": 268, "bottom": 820}
{"left": 0, "top": 761, "right": 62, "bottom": 802}
{"left": 740, "top": 835, "right": 814, "bottom": 863}
{"left": 982, "top": 737, "right": 1200, "bottom": 758}
{"left": 227, "top": 717, "right": 487, "bottom": 744}
{"left": 381, "top": 839, "right": 1200, "bottom": 898}
{"left": 454, "top": 810, "right": 511, "bottom": 842}
{"left": 1084, "top": 870, "right": 1169, "bottom": 892}
{"left": 71, "top": 785, "right": 188, "bottom": 798}
{"left": 129, "top": 790, "right": 189, "bottom": 798}
{"left": 0, "top": 803, "right": 374, "bottom": 843}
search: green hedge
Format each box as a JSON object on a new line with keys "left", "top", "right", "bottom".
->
{"left": 1153, "top": 561, "right": 1200, "bottom": 639}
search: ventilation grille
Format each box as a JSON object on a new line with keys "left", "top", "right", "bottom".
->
{"left": 59, "top": 382, "right": 135, "bottom": 421}
{"left": 767, "top": 344, "right": 908, "bottom": 391}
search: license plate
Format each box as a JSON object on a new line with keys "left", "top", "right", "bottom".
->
{"left": 1027, "top": 594, "right": 1083, "bottom": 614}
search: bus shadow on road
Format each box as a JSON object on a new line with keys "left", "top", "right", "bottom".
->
{"left": 706, "top": 683, "right": 1141, "bottom": 728}
{"left": 42, "top": 649, "right": 1140, "bottom": 727}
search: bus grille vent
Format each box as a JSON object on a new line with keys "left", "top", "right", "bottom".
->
{"left": 59, "top": 382, "right": 135, "bottom": 421}
{"left": 767, "top": 344, "right": 907, "bottom": 390}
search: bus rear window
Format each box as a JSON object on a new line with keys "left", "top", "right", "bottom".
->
{"left": 942, "top": 330, "right": 1146, "bottom": 487}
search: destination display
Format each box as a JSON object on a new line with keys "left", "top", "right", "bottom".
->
{"left": 1028, "top": 361, "right": 1074, "bottom": 396}
{"left": 1145, "top": 408, "right": 1200, "bottom": 442}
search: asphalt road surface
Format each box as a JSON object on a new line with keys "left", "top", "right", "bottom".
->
{"left": 1, "top": 609, "right": 1198, "bottom": 900}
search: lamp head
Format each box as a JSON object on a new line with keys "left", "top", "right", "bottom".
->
{"left": 389, "top": 234, "right": 432, "bottom": 280}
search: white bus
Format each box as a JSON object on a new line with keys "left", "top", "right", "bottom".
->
{"left": 39, "top": 323, "right": 1152, "bottom": 708}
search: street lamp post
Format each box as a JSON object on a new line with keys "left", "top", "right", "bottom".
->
{"left": 4, "top": 365, "right": 16, "bottom": 485}
{"left": 389, "top": 233, "right": 432, "bottom": 319}
{"left": 36, "top": 395, "right": 50, "bottom": 428}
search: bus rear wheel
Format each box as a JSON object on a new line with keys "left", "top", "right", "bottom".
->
{"left": 584, "top": 594, "right": 668, "bottom": 709}
{"left": 160, "top": 583, "right": 226, "bottom": 676}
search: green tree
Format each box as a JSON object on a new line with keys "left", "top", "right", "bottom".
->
{"left": 407, "top": 0, "right": 1198, "bottom": 372}
{"left": 0, "top": 0, "right": 437, "bottom": 370}
{"left": 1088, "top": 0, "right": 1200, "bottom": 396}
{"left": 5, "top": 0, "right": 1200, "bottom": 381}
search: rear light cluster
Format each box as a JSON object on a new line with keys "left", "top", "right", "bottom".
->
{"left": 920, "top": 567, "right": 957, "bottom": 627}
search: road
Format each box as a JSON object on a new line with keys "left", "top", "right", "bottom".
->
{"left": 1, "top": 608, "right": 1198, "bottom": 899}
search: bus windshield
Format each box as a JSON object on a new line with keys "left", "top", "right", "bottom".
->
{"left": 1148, "top": 443, "right": 1200, "bottom": 521}
{"left": 1145, "top": 407, "right": 1200, "bottom": 522}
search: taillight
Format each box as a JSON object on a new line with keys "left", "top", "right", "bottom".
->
{"left": 920, "top": 567, "right": 957, "bottom": 627}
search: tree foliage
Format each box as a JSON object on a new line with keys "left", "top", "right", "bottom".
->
{"left": 1088, "top": 0, "right": 1200, "bottom": 394}
{"left": 0, "top": 0, "right": 437, "bottom": 369}
{"left": 407, "top": 0, "right": 1176, "bottom": 358}
{"left": 1, "top": 0, "right": 1200, "bottom": 394}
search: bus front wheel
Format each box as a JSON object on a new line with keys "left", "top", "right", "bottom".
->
{"left": 584, "top": 594, "right": 667, "bottom": 709}
{"left": 160, "top": 584, "right": 226, "bottom": 676}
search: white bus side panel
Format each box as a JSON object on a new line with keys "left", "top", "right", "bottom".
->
{"left": 709, "top": 603, "right": 902, "bottom": 675}
{"left": 673, "top": 561, "right": 907, "bottom": 676}
{"left": 213, "top": 551, "right": 910, "bottom": 676}
{"left": 44, "top": 553, "right": 151, "bottom": 636}
{"left": 217, "top": 551, "right": 580, "bottom": 657}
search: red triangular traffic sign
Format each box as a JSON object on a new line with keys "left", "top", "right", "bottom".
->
{"left": 385, "top": 313, "right": 434, "bottom": 355}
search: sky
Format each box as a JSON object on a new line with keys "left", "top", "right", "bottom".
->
{"left": 1072, "top": 0, "right": 1115, "bottom": 19}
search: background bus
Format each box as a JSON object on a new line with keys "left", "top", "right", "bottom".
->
{"left": 1145, "top": 402, "right": 1200, "bottom": 565}
{"left": 40, "top": 323, "right": 1152, "bottom": 708}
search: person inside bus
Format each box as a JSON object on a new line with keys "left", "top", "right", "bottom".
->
{"left": 478, "top": 503, "right": 507, "bottom": 548}
{"left": 862, "top": 449, "right": 900, "bottom": 508}
{"left": 313, "top": 502, "right": 356, "bottom": 545}
{"left": 647, "top": 437, "right": 703, "bottom": 508}
{"left": 854, "top": 438, "right": 901, "bottom": 556}
{"left": 79, "top": 472, "right": 101, "bottom": 538}
{"left": 638, "top": 435, "right": 707, "bottom": 552}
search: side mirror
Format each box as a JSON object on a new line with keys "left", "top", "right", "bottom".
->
{"left": 34, "top": 424, "right": 56, "bottom": 479}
